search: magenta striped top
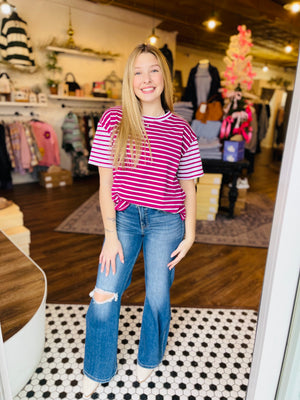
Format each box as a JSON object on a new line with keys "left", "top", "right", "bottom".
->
{"left": 89, "top": 106, "right": 204, "bottom": 219}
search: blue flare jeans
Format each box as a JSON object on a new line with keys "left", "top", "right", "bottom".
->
{"left": 83, "top": 204, "right": 185, "bottom": 383}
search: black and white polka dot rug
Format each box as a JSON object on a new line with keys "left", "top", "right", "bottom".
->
{"left": 15, "top": 304, "right": 257, "bottom": 400}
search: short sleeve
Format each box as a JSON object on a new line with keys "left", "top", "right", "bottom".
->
{"left": 88, "top": 108, "right": 121, "bottom": 168}
{"left": 177, "top": 125, "right": 204, "bottom": 180}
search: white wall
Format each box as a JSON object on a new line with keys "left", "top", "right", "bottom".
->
{"left": 3, "top": 0, "right": 177, "bottom": 86}
{"left": 0, "top": 0, "right": 177, "bottom": 183}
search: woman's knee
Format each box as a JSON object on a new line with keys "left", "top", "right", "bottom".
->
{"left": 90, "top": 288, "right": 118, "bottom": 304}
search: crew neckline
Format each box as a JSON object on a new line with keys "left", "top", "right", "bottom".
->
{"left": 143, "top": 111, "right": 171, "bottom": 121}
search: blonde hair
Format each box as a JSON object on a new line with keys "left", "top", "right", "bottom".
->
{"left": 112, "top": 43, "right": 174, "bottom": 167}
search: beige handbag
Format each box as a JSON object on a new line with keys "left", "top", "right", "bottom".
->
{"left": 0, "top": 72, "right": 11, "bottom": 94}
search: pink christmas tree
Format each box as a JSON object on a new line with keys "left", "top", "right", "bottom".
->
{"left": 220, "top": 25, "right": 256, "bottom": 143}
{"left": 223, "top": 25, "right": 256, "bottom": 93}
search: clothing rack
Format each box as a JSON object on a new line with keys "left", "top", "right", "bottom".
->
{"left": 0, "top": 111, "right": 23, "bottom": 117}
{"left": 60, "top": 103, "right": 109, "bottom": 111}
{"left": 0, "top": 111, "right": 40, "bottom": 118}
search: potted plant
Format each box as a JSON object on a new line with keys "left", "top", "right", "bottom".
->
{"left": 47, "top": 78, "right": 60, "bottom": 94}
{"left": 46, "top": 51, "right": 62, "bottom": 95}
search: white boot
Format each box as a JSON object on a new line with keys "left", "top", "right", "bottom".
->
{"left": 82, "top": 374, "right": 99, "bottom": 399}
{"left": 136, "top": 364, "right": 153, "bottom": 383}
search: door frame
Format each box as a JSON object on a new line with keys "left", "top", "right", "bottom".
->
{"left": 246, "top": 54, "right": 300, "bottom": 399}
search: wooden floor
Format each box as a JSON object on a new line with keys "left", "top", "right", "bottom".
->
{"left": 0, "top": 149, "right": 281, "bottom": 311}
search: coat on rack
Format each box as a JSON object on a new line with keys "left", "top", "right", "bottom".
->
{"left": 182, "top": 63, "right": 223, "bottom": 117}
{"left": 0, "top": 124, "right": 12, "bottom": 189}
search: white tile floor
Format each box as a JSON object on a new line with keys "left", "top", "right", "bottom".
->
{"left": 15, "top": 304, "right": 257, "bottom": 400}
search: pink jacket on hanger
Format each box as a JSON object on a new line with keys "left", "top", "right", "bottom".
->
{"left": 29, "top": 121, "right": 60, "bottom": 166}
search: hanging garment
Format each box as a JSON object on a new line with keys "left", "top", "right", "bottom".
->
{"left": 29, "top": 120, "right": 60, "bottom": 166}
{"left": 159, "top": 44, "right": 174, "bottom": 78}
{"left": 0, "top": 12, "right": 35, "bottom": 67}
{"left": 62, "top": 112, "right": 86, "bottom": 153}
{"left": 245, "top": 107, "right": 258, "bottom": 174}
{"left": 18, "top": 121, "right": 32, "bottom": 171}
{"left": 0, "top": 124, "right": 13, "bottom": 189}
{"left": 23, "top": 122, "right": 41, "bottom": 167}
{"left": 7, "top": 122, "right": 25, "bottom": 174}
{"left": 86, "top": 114, "right": 95, "bottom": 151}
{"left": 245, "top": 107, "right": 258, "bottom": 154}
{"left": 258, "top": 104, "right": 270, "bottom": 141}
{"left": 72, "top": 153, "right": 89, "bottom": 178}
{"left": 4, "top": 122, "right": 15, "bottom": 168}
{"left": 62, "top": 111, "right": 89, "bottom": 177}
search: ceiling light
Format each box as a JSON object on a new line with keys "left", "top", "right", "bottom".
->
{"left": 147, "top": 0, "right": 159, "bottom": 45}
{"left": 284, "top": 43, "right": 293, "bottom": 53}
{"left": 147, "top": 28, "right": 159, "bottom": 45}
{"left": 202, "top": 17, "right": 222, "bottom": 30}
{"left": 0, "top": 0, "right": 14, "bottom": 15}
{"left": 284, "top": 1, "right": 300, "bottom": 13}
{"left": 262, "top": 65, "right": 269, "bottom": 72}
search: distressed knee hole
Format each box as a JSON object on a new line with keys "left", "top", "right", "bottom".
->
{"left": 89, "top": 288, "right": 118, "bottom": 304}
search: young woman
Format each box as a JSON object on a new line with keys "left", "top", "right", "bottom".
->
{"left": 82, "top": 43, "right": 204, "bottom": 398}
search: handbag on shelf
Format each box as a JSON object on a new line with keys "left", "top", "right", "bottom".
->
{"left": 64, "top": 72, "right": 81, "bottom": 95}
{"left": 195, "top": 95, "right": 223, "bottom": 124}
{"left": 0, "top": 72, "right": 12, "bottom": 94}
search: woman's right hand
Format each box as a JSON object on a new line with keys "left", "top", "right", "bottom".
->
{"left": 99, "top": 237, "right": 124, "bottom": 277}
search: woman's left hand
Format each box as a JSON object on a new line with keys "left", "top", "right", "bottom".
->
{"left": 167, "top": 238, "right": 194, "bottom": 270}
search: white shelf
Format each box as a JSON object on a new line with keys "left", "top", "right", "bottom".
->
{"left": 0, "top": 102, "right": 47, "bottom": 107}
{"left": 48, "top": 95, "right": 119, "bottom": 102}
{"left": 46, "top": 46, "right": 118, "bottom": 61}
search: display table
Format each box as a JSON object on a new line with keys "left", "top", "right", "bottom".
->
{"left": 0, "top": 231, "right": 47, "bottom": 398}
{"left": 202, "top": 158, "right": 249, "bottom": 218}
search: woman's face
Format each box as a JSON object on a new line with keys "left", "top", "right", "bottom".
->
{"left": 133, "top": 52, "right": 164, "bottom": 109}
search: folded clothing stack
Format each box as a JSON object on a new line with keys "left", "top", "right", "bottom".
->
{"left": 198, "top": 138, "right": 223, "bottom": 160}
{"left": 0, "top": 198, "right": 30, "bottom": 256}
{"left": 174, "top": 102, "right": 194, "bottom": 124}
{"left": 191, "top": 120, "right": 222, "bottom": 159}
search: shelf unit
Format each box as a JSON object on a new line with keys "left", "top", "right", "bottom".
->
{"left": 48, "top": 95, "right": 118, "bottom": 102}
{"left": 48, "top": 95, "right": 120, "bottom": 109}
{"left": 0, "top": 102, "right": 47, "bottom": 107}
{"left": 46, "top": 46, "right": 118, "bottom": 61}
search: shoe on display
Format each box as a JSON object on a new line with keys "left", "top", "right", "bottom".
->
{"left": 229, "top": 177, "right": 250, "bottom": 189}
{"left": 136, "top": 364, "right": 154, "bottom": 383}
{"left": 237, "top": 177, "right": 250, "bottom": 189}
{"left": 82, "top": 375, "right": 99, "bottom": 399}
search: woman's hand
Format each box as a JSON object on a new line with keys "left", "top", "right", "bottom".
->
{"left": 99, "top": 237, "right": 124, "bottom": 276}
{"left": 168, "top": 178, "right": 197, "bottom": 270}
{"left": 167, "top": 237, "right": 194, "bottom": 270}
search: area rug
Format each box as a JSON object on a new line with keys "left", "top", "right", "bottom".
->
{"left": 55, "top": 191, "right": 274, "bottom": 248}
{"left": 16, "top": 303, "right": 257, "bottom": 400}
